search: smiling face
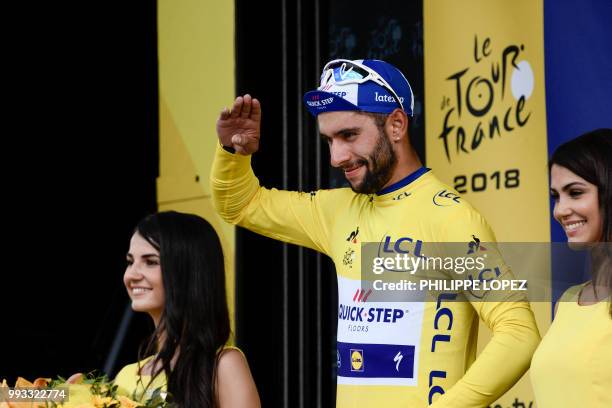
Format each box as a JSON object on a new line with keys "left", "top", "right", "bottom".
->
{"left": 318, "top": 111, "right": 397, "bottom": 194}
{"left": 124, "top": 232, "right": 165, "bottom": 324}
{"left": 551, "top": 164, "right": 603, "bottom": 244}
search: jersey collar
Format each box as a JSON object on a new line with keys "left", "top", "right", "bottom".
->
{"left": 376, "top": 167, "right": 430, "bottom": 196}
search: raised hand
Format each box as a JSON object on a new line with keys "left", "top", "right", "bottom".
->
{"left": 216, "top": 94, "right": 261, "bottom": 155}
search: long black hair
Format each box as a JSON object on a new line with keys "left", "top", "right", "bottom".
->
{"left": 550, "top": 128, "right": 612, "bottom": 316}
{"left": 134, "top": 211, "right": 230, "bottom": 407}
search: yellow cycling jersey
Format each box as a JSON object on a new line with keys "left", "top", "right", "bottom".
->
{"left": 211, "top": 143, "right": 540, "bottom": 407}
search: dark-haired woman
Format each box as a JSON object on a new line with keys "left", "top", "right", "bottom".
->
{"left": 113, "top": 211, "right": 260, "bottom": 408}
{"left": 531, "top": 129, "right": 612, "bottom": 407}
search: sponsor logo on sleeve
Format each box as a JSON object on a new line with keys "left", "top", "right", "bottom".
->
{"left": 346, "top": 226, "right": 360, "bottom": 243}
{"left": 432, "top": 189, "right": 461, "bottom": 206}
{"left": 467, "top": 234, "right": 487, "bottom": 254}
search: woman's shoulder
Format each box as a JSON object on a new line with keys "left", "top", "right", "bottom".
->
{"left": 217, "top": 346, "right": 249, "bottom": 375}
{"left": 559, "top": 283, "right": 585, "bottom": 302}
{"left": 216, "top": 346, "right": 260, "bottom": 407}
{"left": 554, "top": 282, "right": 590, "bottom": 315}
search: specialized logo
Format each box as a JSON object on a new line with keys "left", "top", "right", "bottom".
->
{"left": 467, "top": 234, "right": 487, "bottom": 254}
{"left": 433, "top": 189, "right": 461, "bottom": 206}
{"left": 350, "top": 349, "right": 364, "bottom": 372}
{"left": 393, "top": 351, "right": 404, "bottom": 372}
{"left": 346, "top": 227, "right": 360, "bottom": 243}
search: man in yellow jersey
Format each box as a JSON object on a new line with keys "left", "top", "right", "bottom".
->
{"left": 210, "top": 59, "right": 540, "bottom": 407}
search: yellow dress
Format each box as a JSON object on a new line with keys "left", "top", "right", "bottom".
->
{"left": 113, "top": 355, "right": 166, "bottom": 403}
{"left": 531, "top": 284, "right": 612, "bottom": 407}
{"left": 113, "top": 346, "right": 243, "bottom": 403}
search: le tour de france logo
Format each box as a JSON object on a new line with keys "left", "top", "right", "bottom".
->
{"left": 438, "top": 35, "right": 534, "bottom": 163}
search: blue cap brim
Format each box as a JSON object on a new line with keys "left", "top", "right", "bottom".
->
{"left": 303, "top": 91, "right": 360, "bottom": 117}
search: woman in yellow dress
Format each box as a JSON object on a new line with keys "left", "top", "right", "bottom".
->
{"left": 531, "top": 129, "right": 612, "bottom": 407}
{"left": 113, "top": 211, "right": 260, "bottom": 407}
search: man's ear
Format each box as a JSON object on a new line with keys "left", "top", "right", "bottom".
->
{"left": 387, "top": 108, "right": 409, "bottom": 141}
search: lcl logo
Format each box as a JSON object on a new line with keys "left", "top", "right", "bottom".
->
{"left": 432, "top": 189, "right": 461, "bottom": 206}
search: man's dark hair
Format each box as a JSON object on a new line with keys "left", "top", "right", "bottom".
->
{"left": 362, "top": 112, "right": 388, "bottom": 133}
{"left": 361, "top": 111, "right": 412, "bottom": 143}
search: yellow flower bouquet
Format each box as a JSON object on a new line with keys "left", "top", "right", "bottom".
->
{"left": 1, "top": 372, "right": 170, "bottom": 408}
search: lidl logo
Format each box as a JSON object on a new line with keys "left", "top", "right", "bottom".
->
{"left": 350, "top": 349, "right": 364, "bottom": 372}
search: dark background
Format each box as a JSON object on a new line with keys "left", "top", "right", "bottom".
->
{"left": 2, "top": 1, "right": 158, "bottom": 382}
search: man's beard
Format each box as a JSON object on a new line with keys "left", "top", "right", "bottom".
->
{"left": 349, "top": 129, "right": 397, "bottom": 194}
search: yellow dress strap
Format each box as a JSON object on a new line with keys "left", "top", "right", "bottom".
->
{"left": 219, "top": 345, "right": 246, "bottom": 358}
